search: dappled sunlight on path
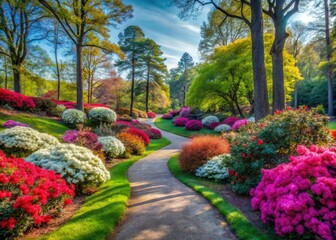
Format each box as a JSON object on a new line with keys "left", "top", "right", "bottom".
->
{"left": 110, "top": 118, "right": 236, "bottom": 240}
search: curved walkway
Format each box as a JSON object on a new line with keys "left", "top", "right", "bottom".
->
{"left": 110, "top": 118, "right": 236, "bottom": 240}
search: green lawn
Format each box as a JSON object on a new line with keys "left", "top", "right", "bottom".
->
{"left": 328, "top": 121, "right": 336, "bottom": 130}
{"left": 168, "top": 156, "right": 273, "bottom": 240}
{"left": 0, "top": 112, "right": 69, "bottom": 138}
{"left": 154, "top": 118, "right": 217, "bottom": 138}
{"left": 38, "top": 137, "right": 171, "bottom": 240}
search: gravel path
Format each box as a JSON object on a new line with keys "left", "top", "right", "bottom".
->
{"left": 110, "top": 118, "right": 236, "bottom": 240}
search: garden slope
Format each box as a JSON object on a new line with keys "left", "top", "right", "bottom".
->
{"left": 111, "top": 119, "right": 236, "bottom": 240}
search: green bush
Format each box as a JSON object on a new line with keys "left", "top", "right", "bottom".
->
{"left": 227, "top": 107, "right": 331, "bottom": 194}
{"left": 32, "top": 97, "right": 57, "bottom": 115}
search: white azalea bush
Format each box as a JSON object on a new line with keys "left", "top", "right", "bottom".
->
{"left": 26, "top": 144, "right": 110, "bottom": 191}
{"left": 202, "top": 116, "right": 219, "bottom": 127}
{"left": 0, "top": 126, "right": 59, "bottom": 157}
{"left": 195, "top": 154, "right": 231, "bottom": 181}
{"left": 88, "top": 107, "right": 116, "bottom": 125}
{"left": 62, "top": 109, "right": 86, "bottom": 127}
{"left": 51, "top": 104, "right": 66, "bottom": 117}
{"left": 214, "top": 124, "right": 232, "bottom": 133}
{"left": 98, "top": 136, "right": 125, "bottom": 159}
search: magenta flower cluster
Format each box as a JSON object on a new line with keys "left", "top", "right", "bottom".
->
{"left": 250, "top": 145, "right": 336, "bottom": 240}
{"left": 3, "top": 120, "right": 29, "bottom": 128}
{"left": 179, "top": 107, "right": 190, "bottom": 117}
{"left": 223, "top": 116, "right": 239, "bottom": 126}
{"left": 232, "top": 119, "right": 248, "bottom": 131}
{"left": 185, "top": 120, "right": 203, "bottom": 130}
{"left": 174, "top": 117, "right": 189, "bottom": 126}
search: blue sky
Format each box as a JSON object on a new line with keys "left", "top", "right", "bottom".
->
{"left": 109, "top": 0, "right": 211, "bottom": 69}
{"left": 109, "top": 0, "right": 312, "bottom": 70}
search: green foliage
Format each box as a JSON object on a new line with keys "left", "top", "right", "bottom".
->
{"left": 228, "top": 108, "right": 331, "bottom": 194}
{"left": 187, "top": 35, "right": 301, "bottom": 114}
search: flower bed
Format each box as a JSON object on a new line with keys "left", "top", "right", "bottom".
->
{"left": 2, "top": 120, "right": 29, "bottom": 128}
{"left": 0, "top": 151, "right": 74, "bottom": 239}
{"left": 251, "top": 145, "right": 336, "bottom": 239}
{"left": 0, "top": 88, "right": 35, "bottom": 110}
{"left": 185, "top": 120, "right": 203, "bottom": 130}
{"left": 174, "top": 117, "right": 189, "bottom": 126}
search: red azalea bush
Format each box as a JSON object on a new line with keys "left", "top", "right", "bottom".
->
{"left": 174, "top": 117, "right": 189, "bottom": 126}
{"left": 52, "top": 100, "right": 75, "bottom": 109}
{"left": 127, "top": 128, "right": 150, "bottom": 146}
{"left": 208, "top": 122, "right": 222, "bottom": 130}
{"left": 185, "top": 120, "right": 203, "bottom": 131}
{"left": 162, "top": 113, "right": 173, "bottom": 119}
{"left": 223, "top": 116, "right": 240, "bottom": 126}
{"left": 52, "top": 100, "right": 109, "bottom": 110}
{"left": 147, "top": 128, "right": 162, "bottom": 139}
{"left": 179, "top": 136, "right": 231, "bottom": 173}
{"left": 0, "top": 88, "right": 36, "bottom": 110}
{"left": 0, "top": 151, "right": 75, "bottom": 239}
{"left": 251, "top": 145, "right": 336, "bottom": 240}
{"left": 147, "top": 112, "right": 156, "bottom": 118}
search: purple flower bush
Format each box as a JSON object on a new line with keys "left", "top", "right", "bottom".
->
{"left": 3, "top": 120, "right": 29, "bottom": 128}
{"left": 232, "top": 119, "right": 248, "bottom": 131}
{"left": 250, "top": 145, "right": 336, "bottom": 240}
{"left": 185, "top": 120, "right": 203, "bottom": 131}
{"left": 179, "top": 107, "right": 190, "bottom": 117}
{"left": 162, "top": 113, "right": 173, "bottom": 119}
{"left": 223, "top": 116, "right": 239, "bottom": 126}
{"left": 174, "top": 117, "right": 189, "bottom": 126}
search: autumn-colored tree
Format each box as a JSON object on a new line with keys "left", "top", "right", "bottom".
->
{"left": 37, "top": 0, "right": 133, "bottom": 110}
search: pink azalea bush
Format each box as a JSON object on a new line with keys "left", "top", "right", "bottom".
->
{"left": 179, "top": 107, "right": 190, "bottom": 117}
{"left": 162, "top": 113, "right": 173, "bottom": 119}
{"left": 169, "top": 110, "right": 180, "bottom": 117}
{"left": 3, "top": 120, "right": 29, "bottom": 128}
{"left": 250, "top": 145, "right": 336, "bottom": 240}
{"left": 185, "top": 120, "right": 203, "bottom": 131}
{"left": 223, "top": 116, "right": 239, "bottom": 126}
{"left": 232, "top": 119, "right": 248, "bottom": 131}
{"left": 174, "top": 117, "right": 189, "bottom": 126}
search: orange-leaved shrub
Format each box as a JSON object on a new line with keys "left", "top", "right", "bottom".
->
{"left": 116, "top": 132, "right": 146, "bottom": 156}
{"left": 179, "top": 135, "right": 230, "bottom": 173}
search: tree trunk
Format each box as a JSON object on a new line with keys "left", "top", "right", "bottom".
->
{"left": 130, "top": 57, "right": 135, "bottom": 117}
{"left": 12, "top": 64, "right": 21, "bottom": 93}
{"left": 55, "top": 42, "right": 61, "bottom": 100}
{"left": 145, "top": 65, "right": 150, "bottom": 113}
{"left": 76, "top": 44, "right": 84, "bottom": 111}
{"left": 250, "top": 1, "right": 269, "bottom": 121}
{"left": 325, "top": 0, "right": 333, "bottom": 116}
{"left": 271, "top": 50, "right": 286, "bottom": 112}
{"left": 4, "top": 57, "right": 8, "bottom": 89}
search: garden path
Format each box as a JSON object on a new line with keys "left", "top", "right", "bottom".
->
{"left": 110, "top": 118, "right": 236, "bottom": 240}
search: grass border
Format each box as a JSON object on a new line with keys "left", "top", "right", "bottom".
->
{"left": 168, "top": 155, "right": 270, "bottom": 240}
{"left": 38, "top": 137, "right": 171, "bottom": 240}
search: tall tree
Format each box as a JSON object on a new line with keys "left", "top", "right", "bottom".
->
{"left": 172, "top": 0, "right": 270, "bottom": 120}
{"left": 0, "top": 1, "right": 43, "bottom": 93}
{"left": 141, "top": 38, "right": 167, "bottom": 112}
{"left": 324, "top": 0, "right": 333, "bottom": 116}
{"left": 37, "top": 0, "right": 132, "bottom": 110}
{"left": 116, "top": 26, "right": 145, "bottom": 117}
{"left": 178, "top": 53, "right": 194, "bottom": 107}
